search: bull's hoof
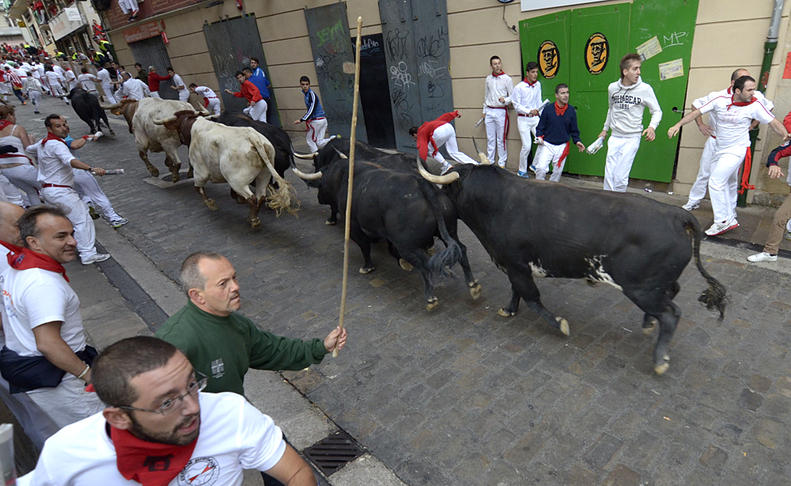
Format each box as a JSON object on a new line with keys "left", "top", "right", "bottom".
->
{"left": 654, "top": 354, "right": 670, "bottom": 375}
{"left": 497, "top": 308, "right": 515, "bottom": 318}
{"left": 205, "top": 199, "right": 218, "bottom": 211}
{"left": 399, "top": 259, "right": 413, "bottom": 271}
{"left": 148, "top": 167, "right": 160, "bottom": 177}
{"left": 586, "top": 278, "right": 598, "bottom": 287}
{"left": 325, "top": 219, "right": 337, "bottom": 225}
{"left": 359, "top": 266, "right": 374, "bottom": 274}
{"left": 642, "top": 317, "right": 658, "bottom": 335}
{"left": 249, "top": 217, "right": 261, "bottom": 228}
{"left": 109, "top": 129, "right": 116, "bottom": 135}
{"left": 556, "top": 317, "right": 570, "bottom": 336}
{"left": 468, "top": 281, "right": 482, "bottom": 300}
{"left": 186, "top": 169, "right": 194, "bottom": 179}
{"left": 426, "top": 246, "right": 436, "bottom": 256}
{"left": 426, "top": 297, "right": 439, "bottom": 312}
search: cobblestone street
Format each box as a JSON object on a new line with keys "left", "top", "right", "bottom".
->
{"left": 25, "top": 98, "right": 791, "bottom": 485}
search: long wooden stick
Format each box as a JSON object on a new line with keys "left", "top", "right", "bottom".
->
{"left": 335, "top": 16, "right": 363, "bottom": 358}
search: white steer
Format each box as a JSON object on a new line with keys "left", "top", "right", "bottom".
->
{"left": 155, "top": 110, "right": 298, "bottom": 227}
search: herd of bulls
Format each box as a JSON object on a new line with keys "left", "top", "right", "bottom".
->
{"left": 68, "top": 91, "right": 727, "bottom": 375}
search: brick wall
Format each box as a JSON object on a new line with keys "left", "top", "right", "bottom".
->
{"left": 104, "top": 0, "right": 197, "bottom": 31}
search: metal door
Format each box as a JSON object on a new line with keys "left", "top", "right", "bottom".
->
{"left": 304, "top": 3, "right": 367, "bottom": 142}
{"left": 203, "top": 14, "right": 280, "bottom": 125}
{"left": 379, "top": 0, "right": 453, "bottom": 153}
{"left": 128, "top": 35, "right": 177, "bottom": 99}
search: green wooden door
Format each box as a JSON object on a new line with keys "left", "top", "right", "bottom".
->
{"left": 519, "top": 10, "right": 570, "bottom": 100}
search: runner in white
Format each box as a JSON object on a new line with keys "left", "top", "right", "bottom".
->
{"left": 96, "top": 63, "right": 116, "bottom": 103}
{"left": 63, "top": 67, "right": 78, "bottom": 91}
{"left": 77, "top": 67, "right": 99, "bottom": 95}
{"left": 410, "top": 110, "right": 478, "bottom": 173}
{"left": 189, "top": 83, "right": 221, "bottom": 115}
{"left": 168, "top": 66, "right": 189, "bottom": 102}
{"left": 668, "top": 75, "right": 790, "bottom": 236}
{"left": 114, "top": 71, "right": 150, "bottom": 101}
{"left": 598, "top": 53, "right": 662, "bottom": 192}
{"left": 682, "top": 68, "right": 773, "bottom": 212}
{"left": 505, "top": 61, "right": 544, "bottom": 177}
{"left": 483, "top": 55, "right": 514, "bottom": 168}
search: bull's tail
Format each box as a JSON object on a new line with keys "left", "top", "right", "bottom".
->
{"left": 250, "top": 132, "right": 299, "bottom": 216}
{"left": 684, "top": 218, "right": 727, "bottom": 319}
{"left": 418, "top": 179, "right": 463, "bottom": 280}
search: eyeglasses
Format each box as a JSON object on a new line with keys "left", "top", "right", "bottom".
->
{"left": 119, "top": 370, "right": 207, "bottom": 415}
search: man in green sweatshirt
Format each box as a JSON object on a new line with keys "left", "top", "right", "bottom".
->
{"left": 156, "top": 251, "right": 347, "bottom": 396}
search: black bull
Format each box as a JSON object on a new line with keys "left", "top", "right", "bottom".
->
{"left": 419, "top": 163, "right": 727, "bottom": 375}
{"left": 68, "top": 88, "right": 114, "bottom": 135}
{"left": 297, "top": 157, "right": 481, "bottom": 311}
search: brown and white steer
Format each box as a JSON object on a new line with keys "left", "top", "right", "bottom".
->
{"left": 155, "top": 110, "right": 298, "bottom": 227}
{"left": 131, "top": 97, "right": 205, "bottom": 182}
{"left": 102, "top": 98, "right": 138, "bottom": 134}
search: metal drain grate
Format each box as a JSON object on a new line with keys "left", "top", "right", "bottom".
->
{"left": 302, "top": 430, "right": 365, "bottom": 475}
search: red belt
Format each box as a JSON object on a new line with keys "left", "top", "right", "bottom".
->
{"left": 0, "top": 153, "right": 32, "bottom": 165}
{"left": 41, "top": 183, "right": 71, "bottom": 189}
{"left": 518, "top": 114, "right": 533, "bottom": 117}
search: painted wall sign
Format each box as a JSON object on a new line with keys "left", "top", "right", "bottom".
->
{"left": 521, "top": 0, "right": 607, "bottom": 12}
{"left": 538, "top": 40, "right": 559, "bottom": 78}
{"left": 584, "top": 32, "right": 608, "bottom": 74}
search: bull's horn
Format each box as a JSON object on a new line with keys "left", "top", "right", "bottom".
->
{"left": 152, "top": 115, "right": 177, "bottom": 125}
{"left": 293, "top": 151, "right": 318, "bottom": 160}
{"left": 292, "top": 167, "right": 322, "bottom": 180}
{"left": 100, "top": 103, "right": 122, "bottom": 110}
{"left": 416, "top": 158, "right": 459, "bottom": 184}
{"left": 331, "top": 146, "right": 348, "bottom": 160}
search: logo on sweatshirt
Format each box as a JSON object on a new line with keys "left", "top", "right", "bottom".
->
{"left": 538, "top": 40, "right": 559, "bottom": 79}
{"left": 210, "top": 359, "right": 224, "bottom": 379}
{"left": 585, "top": 33, "right": 609, "bottom": 75}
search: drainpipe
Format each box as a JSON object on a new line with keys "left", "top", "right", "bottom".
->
{"left": 739, "top": 0, "right": 785, "bottom": 206}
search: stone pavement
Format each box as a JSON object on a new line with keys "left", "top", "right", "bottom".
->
{"left": 13, "top": 96, "right": 791, "bottom": 484}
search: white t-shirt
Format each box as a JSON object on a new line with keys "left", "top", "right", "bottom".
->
{"left": 506, "top": 80, "right": 543, "bottom": 116}
{"left": 36, "top": 138, "right": 75, "bottom": 186}
{"left": 0, "top": 267, "right": 86, "bottom": 357}
{"left": 698, "top": 95, "right": 775, "bottom": 149}
{"left": 96, "top": 68, "right": 112, "bottom": 87}
{"left": 194, "top": 86, "right": 217, "bottom": 99}
{"left": 118, "top": 78, "right": 150, "bottom": 100}
{"left": 172, "top": 73, "right": 188, "bottom": 100}
{"left": 693, "top": 87, "right": 774, "bottom": 134}
{"left": 44, "top": 71, "right": 63, "bottom": 87}
{"left": 19, "top": 392, "right": 287, "bottom": 486}
{"left": 77, "top": 73, "right": 98, "bottom": 92}
{"left": 63, "top": 69, "right": 77, "bottom": 90}
{"left": 52, "top": 65, "right": 64, "bottom": 77}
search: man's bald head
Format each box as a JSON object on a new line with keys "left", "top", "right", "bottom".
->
{"left": 731, "top": 69, "right": 750, "bottom": 84}
{"left": 0, "top": 201, "right": 23, "bottom": 244}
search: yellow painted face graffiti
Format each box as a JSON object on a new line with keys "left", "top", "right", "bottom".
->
{"left": 538, "top": 40, "right": 559, "bottom": 79}
{"left": 585, "top": 32, "right": 609, "bottom": 75}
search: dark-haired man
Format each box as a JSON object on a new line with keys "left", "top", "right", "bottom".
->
{"left": 598, "top": 53, "right": 662, "bottom": 192}
{"left": 249, "top": 57, "right": 274, "bottom": 122}
{"left": 18, "top": 336, "right": 317, "bottom": 485}
{"left": 534, "top": 83, "right": 585, "bottom": 182}
{"left": 0, "top": 206, "right": 103, "bottom": 434}
{"left": 292, "top": 75, "right": 333, "bottom": 151}
{"left": 226, "top": 70, "right": 267, "bottom": 122}
{"left": 168, "top": 66, "right": 188, "bottom": 102}
{"left": 156, "top": 252, "right": 346, "bottom": 396}
{"left": 505, "top": 61, "right": 544, "bottom": 177}
{"left": 35, "top": 115, "right": 109, "bottom": 264}
{"left": 410, "top": 110, "right": 478, "bottom": 174}
{"left": 669, "top": 75, "right": 790, "bottom": 236}
{"left": 483, "top": 55, "right": 514, "bottom": 168}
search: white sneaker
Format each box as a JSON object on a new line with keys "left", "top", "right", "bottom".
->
{"left": 82, "top": 253, "right": 110, "bottom": 265}
{"left": 747, "top": 252, "right": 777, "bottom": 263}
{"left": 682, "top": 201, "right": 700, "bottom": 211}
{"left": 705, "top": 219, "right": 739, "bottom": 236}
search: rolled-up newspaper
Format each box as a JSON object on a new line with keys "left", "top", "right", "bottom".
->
{"left": 586, "top": 136, "right": 604, "bottom": 155}
{"left": 92, "top": 168, "right": 125, "bottom": 175}
{"left": 0, "top": 423, "right": 15, "bottom": 485}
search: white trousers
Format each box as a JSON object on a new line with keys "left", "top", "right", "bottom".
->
{"left": 49, "top": 82, "right": 64, "bottom": 97}
{"left": 305, "top": 118, "right": 332, "bottom": 152}
{"left": 0, "top": 174, "right": 24, "bottom": 206}
{"left": 40, "top": 186, "right": 98, "bottom": 261}
{"left": 709, "top": 145, "right": 748, "bottom": 224}
{"left": 687, "top": 136, "right": 739, "bottom": 210}
{"left": 206, "top": 98, "right": 221, "bottom": 116}
{"left": 430, "top": 123, "right": 478, "bottom": 169}
{"left": 0, "top": 374, "right": 59, "bottom": 450}
{"left": 101, "top": 83, "right": 117, "bottom": 104}
{"left": 28, "top": 89, "right": 41, "bottom": 108}
{"left": 534, "top": 141, "right": 569, "bottom": 182}
{"left": 243, "top": 99, "right": 267, "bottom": 123}
{"left": 3, "top": 162, "right": 41, "bottom": 206}
{"left": 517, "top": 115, "right": 539, "bottom": 173}
{"left": 25, "top": 375, "right": 104, "bottom": 429}
{"left": 118, "top": 0, "right": 139, "bottom": 14}
{"left": 73, "top": 169, "right": 121, "bottom": 222}
{"left": 603, "top": 134, "right": 641, "bottom": 192}
{"left": 485, "top": 106, "right": 508, "bottom": 167}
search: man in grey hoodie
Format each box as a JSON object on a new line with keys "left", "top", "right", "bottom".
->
{"left": 598, "top": 53, "right": 662, "bottom": 192}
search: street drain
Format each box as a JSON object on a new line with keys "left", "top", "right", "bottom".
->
{"left": 302, "top": 431, "right": 364, "bottom": 475}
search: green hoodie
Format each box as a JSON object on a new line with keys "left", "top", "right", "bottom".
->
{"left": 156, "top": 301, "right": 327, "bottom": 395}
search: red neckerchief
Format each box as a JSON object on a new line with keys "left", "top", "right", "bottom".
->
{"left": 0, "top": 120, "right": 11, "bottom": 131}
{"left": 727, "top": 86, "right": 732, "bottom": 95}
{"left": 727, "top": 95, "right": 756, "bottom": 110}
{"left": 554, "top": 102, "right": 568, "bottom": 117}
{"left": 492, "top": 71, "right": 507, "bottom": 77}
{"left": 0, "top": 240, "right": 68, "bottom": 282}
{"left": 111, "top": 426, "right": 198, "bottom": 486}
{"left": 41, "top": 131, "right": 68, "bottom": 147}
{"left": 523, "top": 78, "right": 537, "bottom": 87}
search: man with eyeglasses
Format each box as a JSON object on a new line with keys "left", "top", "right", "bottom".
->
{"left": 18, "top": 336, "right": 317, "bottom": 485}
